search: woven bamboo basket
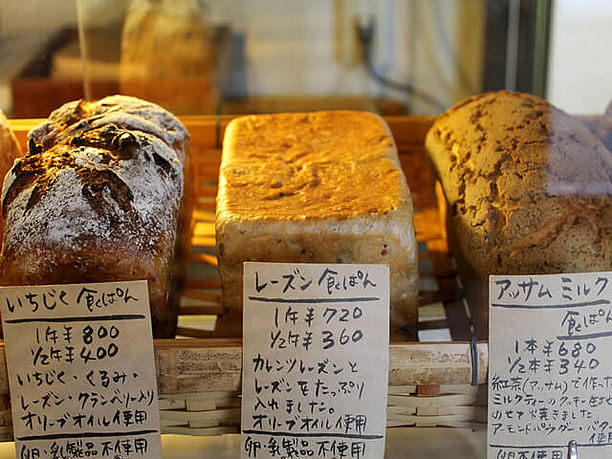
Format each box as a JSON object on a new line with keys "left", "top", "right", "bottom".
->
{"left": 0, "top": 115, "right": 491, "bottom": 441}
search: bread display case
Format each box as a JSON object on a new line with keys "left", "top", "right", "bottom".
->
{"left": 1, "top": 112, "right": 491, "bottom": 444}
{"left": 0, "top": 1, "right": 611, "bottom": 457}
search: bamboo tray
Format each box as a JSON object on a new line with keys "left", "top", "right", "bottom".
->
{"left": 0, "top": 115, "right": 490, "bottom": 441}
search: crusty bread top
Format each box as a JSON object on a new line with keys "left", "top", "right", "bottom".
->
{"left": 217, "top": 111, "right": 410, "bottom": 220}
{"left": 28, "top": 95, "right": 188, "bottom": 161}
{"left": 425, "top": 91, "right": 612, "bottom": 275}
{"left": 428, "top": 91, "right": 612, "bottom": 199}
{"left": 1, "top": 96, "right": 187, "bottom": 260}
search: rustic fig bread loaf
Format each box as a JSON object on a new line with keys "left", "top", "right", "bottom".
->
{"left": 425, "top": 91, "right": 612, "bottom": 337}
{"left": 0, "top": 95, "right": 189, "bottom": 337}
{"left": 0, "top": 110, "right": 22, "bottom": 248}
{"left": 216, "top": 111, "right": 419, "bottom": 338}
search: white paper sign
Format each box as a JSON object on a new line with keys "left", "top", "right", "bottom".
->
{"left": 241, "top": 263, "right": 389, "bottom": 459}
{"left": 0, "top": 281, "right": 161, "bottom": 459}
{"left": 488, "top": 272, "right": 612, "bottom": 459}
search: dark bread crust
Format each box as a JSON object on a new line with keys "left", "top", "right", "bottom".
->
{"left": 425, "top": 91, "right": 612, "bottom": 336}
{"left": 0, "top": 96, "right": 189, "bottom": 337}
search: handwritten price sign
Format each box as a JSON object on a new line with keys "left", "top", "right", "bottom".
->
{"left": 0, "top": 281, "right": 161, "bottom": 459}
{"left": 241, "top": 263, "right": 390, "bottom": 459}
{"left": 488, "top": 272, "right": 612, "bottom": 459}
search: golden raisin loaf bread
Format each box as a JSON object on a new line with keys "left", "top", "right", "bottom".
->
{"left": 216, "top": 111, "right": 419, "bottom": 338}
{"left": 0, "top": 95, "right": 189, "bottom": 337}
{"left": 0, "top": 110, "right": 22, "bottom": 248}
{"left": 425, "top": 91, "right": 612, "bottom": 337}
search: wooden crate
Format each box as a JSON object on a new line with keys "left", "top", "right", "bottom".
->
{"left": 0, "top": 115, "right": 489, "bottom": 440}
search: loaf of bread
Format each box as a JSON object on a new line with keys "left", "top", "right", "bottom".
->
{"left": 425, "top": 91, "right": 612, "bottom": 337}
{"left": 216, "top": 111, "right": 419, "bottom": 338}
{"left": 0, "top": 110, "right": 22, "bottom": 248}
{"left": 120, "top": 0, "right": 219, "bottom": 113}
{"left": 0, "top": 95, "right": 189, "bottom": 337}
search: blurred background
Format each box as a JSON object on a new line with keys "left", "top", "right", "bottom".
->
{"left": 0, "top": 0, "right": 610, "bottom": 118}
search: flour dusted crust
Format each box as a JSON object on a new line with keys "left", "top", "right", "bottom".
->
{"left": 216, "top": 111, "right": 419, "bottom": 337}
{"left": 0, "top": 96, "right": 188, "bottom": 337}
{"left": 425, "top": 91, "right": 612, "bottom": 336}
{"left": 0, "top": 110, "right": 22, "bottom": 247}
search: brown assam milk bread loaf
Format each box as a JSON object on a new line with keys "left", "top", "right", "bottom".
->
{"left": 0, "top": 95, "right": 189, "bottom": 337}
{"left": 0, "top": 110, "right": 22, "bottom": 248}
{"left": 425, "top": 91, "right": 612, "bottom": 338}
{"left": 215, "top": 111, "right": 419, "bottom": 338}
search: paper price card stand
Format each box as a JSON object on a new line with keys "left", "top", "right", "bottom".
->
{"left": 487, "top": 272, "right": 612, "bottom": 459}
{"left": 241, "top": 263, "right": 390, "bottom": 459}
{"left": 0, "top": 280, "right": 162, "bottom": 459}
